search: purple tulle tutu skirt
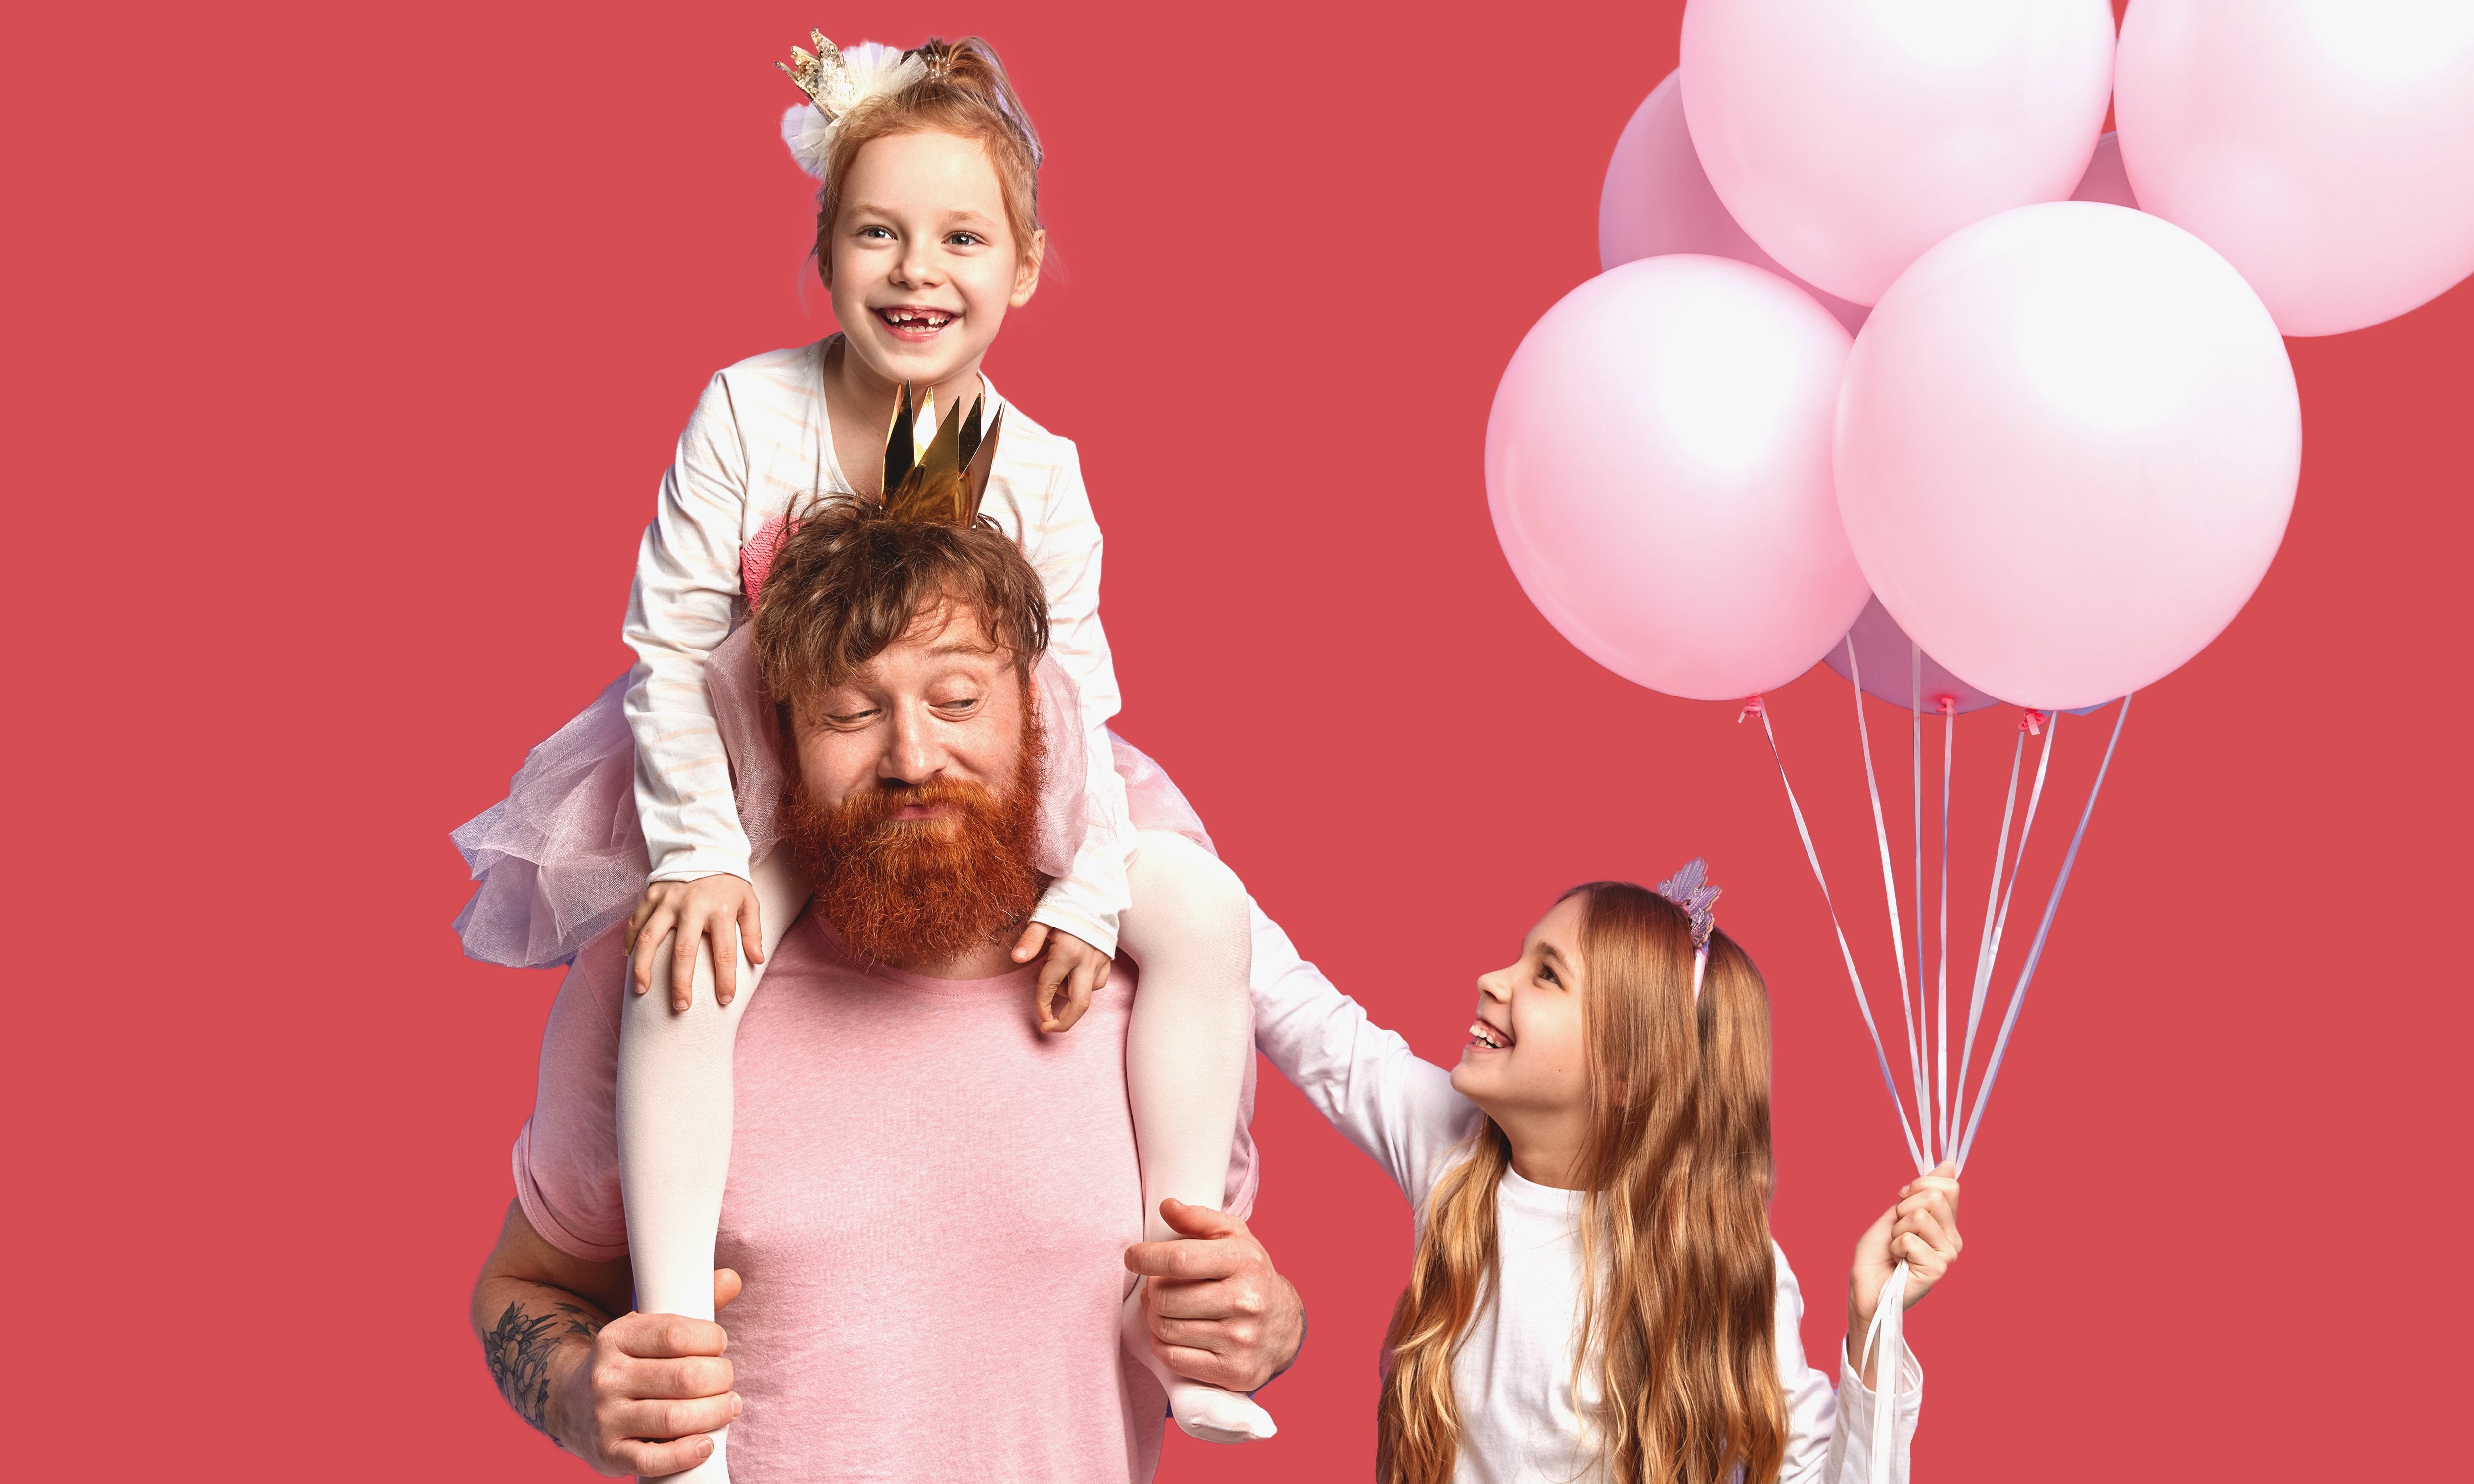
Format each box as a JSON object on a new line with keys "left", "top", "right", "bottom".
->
{"left": 451, "top": 626, "right": 1213, "bottom": 969}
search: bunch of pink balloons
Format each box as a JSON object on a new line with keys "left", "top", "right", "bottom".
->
{"left": 1493, "top": 0, "right": 2474, "bottom": 710}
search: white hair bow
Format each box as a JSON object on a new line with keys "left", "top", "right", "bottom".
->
{"left": 778, "top": 35, "right": 925, "bottom": 179}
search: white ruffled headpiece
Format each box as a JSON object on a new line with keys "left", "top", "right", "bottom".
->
{"left": 778, "top": 34, "right": 926, "bottom": 179}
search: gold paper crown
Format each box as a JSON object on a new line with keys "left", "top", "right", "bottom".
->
{"left": 779, "top": 31, "right": 941, "bottom": 120}
{"left": 779, "top": 32, "right": 856, "bottom": 116}
{"left": 880, "top": 384, "right": 1005, "bottom": 526}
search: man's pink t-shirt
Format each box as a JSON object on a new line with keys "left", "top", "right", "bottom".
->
{"left": 515, "top": 913, "right": 1258, "bottom": 1484}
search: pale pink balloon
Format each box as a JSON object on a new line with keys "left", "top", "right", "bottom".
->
{"left": 1836, "top": 203, "right": 2300, "bottom": 710}
{"left": 2071, "top": 131, "right": 2140, "bottom": 209}
{"left": 2117, "top": 0, "right": 2474, "bottom": 336}
{"left": 1487, "top": 256, "right": 1867, "bottom": 701}
{"left": 1599, "top": 70, "right": 1869, "bottom": 334}
{"left": 1680, "top": 0, "right": 2117, "bottom": 305}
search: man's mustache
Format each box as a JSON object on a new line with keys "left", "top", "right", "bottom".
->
{"left": 831, "top": 776, "right": 1005, "bottom": 830}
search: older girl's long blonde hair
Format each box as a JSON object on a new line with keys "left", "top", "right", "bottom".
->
{"left": 1377, "top": 882, "right": 1787, "bottom": 1484}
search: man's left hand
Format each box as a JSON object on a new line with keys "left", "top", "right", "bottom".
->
{"left": 1124, "top": 1198, "right": 1304, "bottom": 1393}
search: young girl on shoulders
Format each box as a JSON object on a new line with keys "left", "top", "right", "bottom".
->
{"left": 1249, "top": 867, "right": 1963, "bottom": 1484}
{"left": 454, "top": 33, "right": 1270, "bottom": 1469}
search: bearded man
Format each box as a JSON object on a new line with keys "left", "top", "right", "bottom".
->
{"left": 469, "top": 501, "right": 1304, "bottom": 1481}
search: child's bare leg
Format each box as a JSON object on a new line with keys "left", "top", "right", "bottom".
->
{"left": 617, "top": 853, "right": 807, "bottom": 1481}
{"left": 1113, "top": 830, "right": 1273, "bottom": 1443}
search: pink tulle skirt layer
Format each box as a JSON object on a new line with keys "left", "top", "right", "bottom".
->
{"left": 452, "top": 629, "right": 1211, "bottom": 969}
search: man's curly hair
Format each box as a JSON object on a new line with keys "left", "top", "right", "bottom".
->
{"left": 750, "top": 498, "right": 1050, "bottom": 721}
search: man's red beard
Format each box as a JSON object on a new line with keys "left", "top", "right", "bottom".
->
{"left": 779, "top": 708, "right": 1046, "bottom": 969}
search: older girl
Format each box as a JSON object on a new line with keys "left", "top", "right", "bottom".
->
{"left": 1247, "top": 871, "right": 1963, "bottom": 1483}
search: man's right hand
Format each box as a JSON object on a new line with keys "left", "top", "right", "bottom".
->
{"left": 549, "top": 1270, "right": 744, "bottom": 1477}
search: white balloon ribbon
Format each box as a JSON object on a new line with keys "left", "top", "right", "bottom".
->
{"left": 1957, "top": 693, "right": 2133, "bottom": 1168}
{"left": 1933, "top": 690, "right": 1954, "bottom": 1160}
{"left": 1742, "top": 697, "right": 1927, "bottom": 1173}
{"left": 1859, "top": 1261, "right": 1910, "bottom": 1484}
{"left": 1955, "top": 717, "right": 2046, "bottom": 1159}
{"left": 1842, "top": 641, "right": 1935, "bottom": 1165}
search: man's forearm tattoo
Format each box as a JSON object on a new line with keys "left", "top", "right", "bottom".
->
{"left": 482, "top": 1300, "right": 603, "bottom": 1437}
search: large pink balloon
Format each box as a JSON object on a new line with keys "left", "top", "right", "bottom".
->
{"left": 1488, "top": 256, "right": 1867, "bottom": 701}
{"left": 1680, "top": 0, "right": 2117, "bottom": 305}
{"left": 1836, "top": 203, "right": 2301, "bottom": 711}
{"left": 2117, "top": 0, "right": 2474, "bottom": 336}
{"left": 1599, "top": 70, "right": 1869, "bottom": 334}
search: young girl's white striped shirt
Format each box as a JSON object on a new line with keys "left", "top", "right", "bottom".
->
{"left": 622, "top": 338, "right": 1135, "bottom": 953}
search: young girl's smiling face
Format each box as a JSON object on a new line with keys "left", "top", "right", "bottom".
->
{"left": 825, "top": 129, "right": 1044, "bottom": 391}
{"left": 1451, "top": 895, "right": 1594, "bottom": 1136}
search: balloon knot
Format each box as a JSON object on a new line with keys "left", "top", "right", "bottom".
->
{"left": 1738, "top": 696, "right": 1766, "bottom": 723}
{"left": 2021, "top": 709, "right": 2050, "bottom": 735}
{"left": 1937, "top": 695, "right": 1959, "bottom": 716}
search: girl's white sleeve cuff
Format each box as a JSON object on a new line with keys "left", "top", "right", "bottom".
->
{"left": 1030, "top": 866, "right": 1122, "bottom": 958}
{"left": 1824, "top": 1347, "right": 1924, "bottom": 1484}
{"left": 646, "top": 854, "right": 754, "bottom": 886}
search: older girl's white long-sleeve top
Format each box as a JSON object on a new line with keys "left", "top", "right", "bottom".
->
{"left": 1247, "top": 908, "right": 1923, "bottom": 1484}
{"left": 622, "top": 339, "right": 1134, "bottom": 953}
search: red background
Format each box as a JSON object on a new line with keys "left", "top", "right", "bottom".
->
{"left": 10, "top": 0, "right": 2469, "bottom": 1478}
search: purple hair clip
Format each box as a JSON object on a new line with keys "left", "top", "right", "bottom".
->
{"left": 1655, "top": 858, "right": 1722, "bottom": 998}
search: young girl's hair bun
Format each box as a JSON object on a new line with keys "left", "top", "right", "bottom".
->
{"left": 776, "top": 32, "right": 1046, "bottom": 251}
{"left": 911, "top": 36, "right": 1043, "bottom": 168}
